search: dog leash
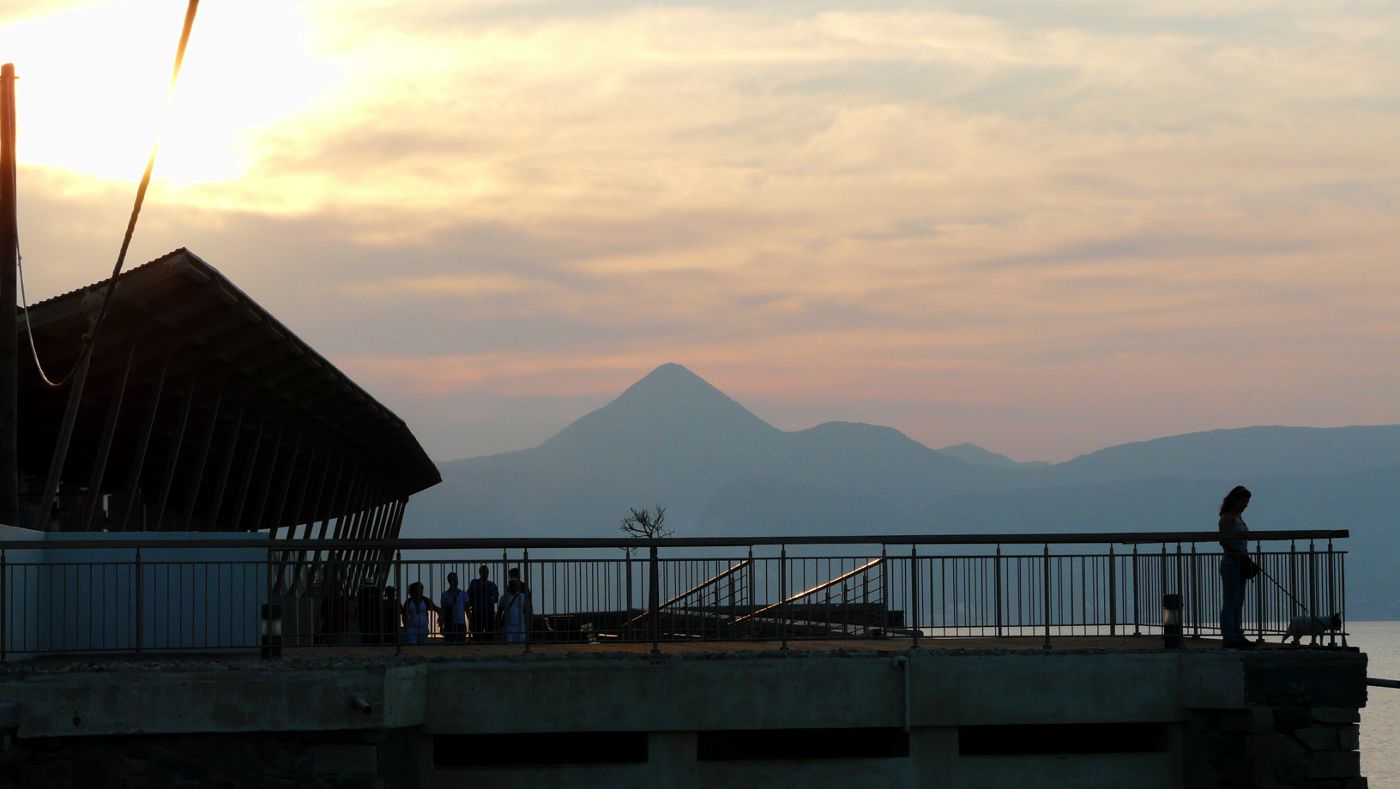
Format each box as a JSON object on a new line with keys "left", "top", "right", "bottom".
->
{"left": 1252, "top": 560, "right": 1315, "bottom": 619}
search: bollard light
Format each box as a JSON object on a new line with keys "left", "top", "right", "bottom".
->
{"left": 1162, "top": 594, "right": 1183, "bottom": 649}
{"left": 261, "top": 603, "right": 283, "bottom": 659}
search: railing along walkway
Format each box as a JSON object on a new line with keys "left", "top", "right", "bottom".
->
{"left": 0, "top": 529, "right": 1349, "bottom": 659}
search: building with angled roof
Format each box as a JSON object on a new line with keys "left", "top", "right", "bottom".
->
{"left": 14, "top": 248, "right": 438, "bottom": 544}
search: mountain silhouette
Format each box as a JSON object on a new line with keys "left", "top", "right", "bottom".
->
{"left": 404, "top": 363, "right": 1400, "bottom": 616}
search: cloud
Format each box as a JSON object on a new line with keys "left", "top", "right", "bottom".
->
{"left": 11, "top": 1, "right": 1400, "bottom": 461}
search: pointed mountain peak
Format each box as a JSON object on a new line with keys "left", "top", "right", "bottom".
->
{"left": 540, "top": 364, "right": 781, "bottom": 456}
{"left": 619, "top": 363, "right": 721, "bottom": 400}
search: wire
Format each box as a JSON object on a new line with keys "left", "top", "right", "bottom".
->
{"left": 20, "top": 0, "right": 200, "bottom": 388}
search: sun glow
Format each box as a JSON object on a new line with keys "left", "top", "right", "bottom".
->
{"left": 5, "top": 0, "right": 341, "bottom": 188}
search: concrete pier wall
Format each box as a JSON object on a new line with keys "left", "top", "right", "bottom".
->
{"left": 0, "top": 647, "right": 1369, "bottom": 788}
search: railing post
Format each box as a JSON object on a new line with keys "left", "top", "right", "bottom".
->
{"left": 1042, "top": 542, "right": 1051, "bottom": 650}
{"left": 910, "top": 544, "right": 919, "bottom": 649}
{"left": 1254, "top": 539, "right": 1265, "bottom": 644}
{"left": 779, "top": 544, "right": 788, "bottom": 651}
{"left": 649, "top": 544, "right": 660, "bottom": 656}
{"left": 1131, "top": 544, "right": 1140, "bottom": 637}
{"left": 994, "top": 544, "right": 1002, "bottom": 638}
{"left": 746, "top": 545, "right": 755, "bottom": 629}
{"left": 1289, "top": 540, "right": 1298, "bottom": 618}
{"left": 1307, "top": 538, "right": 1318, "bottom": 640}
{"left": 523, "top": 546, "right": 531, "bottom": 653}
{"left": 1326, "top": 538, "right": 1337, "bottom": 647}
{"left": 880, "top": 544, "right": 890, "bottom": 637}
{"left": 1107, "top": 543, "right": 1116, "bottom": 637}
{"left": 1338, "top": 540, "right": 1348, "bottom": 648}
{"left": 1189, "top": 542, "right": 1199, "bottom": 639}
{"left": 394, "top": 549, "right": 403, "bottom": 656}
{"left": 135, "top": 548, "right": 143, "bottom": 654}
{"left": 624, "top": 547, "right": 634, "bottom": 640}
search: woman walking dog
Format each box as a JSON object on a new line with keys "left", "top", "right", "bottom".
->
{"left": 1218, "top": 485, "right": 1259, "bottom": 649}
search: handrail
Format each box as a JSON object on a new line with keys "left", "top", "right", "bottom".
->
{"left": 626, "top": 559, "right": 750, "bottom": 625}
{"left": 734, "top": 557, "right": 884, "bottom": 624}
{"left": 0, "top": 529, "right": 1351, "bottom": 552}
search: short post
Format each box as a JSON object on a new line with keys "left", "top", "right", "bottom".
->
{"left": 1162, "top": 594, "right": 1182, "bottom": 649}
{"left": 648, "top": 544, "right": 660, "bottom": 656}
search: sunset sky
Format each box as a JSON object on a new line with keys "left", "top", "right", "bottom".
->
{"left": 4, "top": 0, "right": 1398, "bottom": 462}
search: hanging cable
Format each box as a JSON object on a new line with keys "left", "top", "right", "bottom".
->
{"left": 21, "top": 0, "right": 200, "bottom": 387}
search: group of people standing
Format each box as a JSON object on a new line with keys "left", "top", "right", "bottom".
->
{"left": 401, "top": 564, "right": 532, "bottom": 645}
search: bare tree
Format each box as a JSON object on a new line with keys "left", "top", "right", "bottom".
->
{"left": 620, "top": 506, "right": 672, "bottom": 539}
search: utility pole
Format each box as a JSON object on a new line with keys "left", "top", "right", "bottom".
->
{"left": 0, "top": 63, "right": 18, "bottom": 527}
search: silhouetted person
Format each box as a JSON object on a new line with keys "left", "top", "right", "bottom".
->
{"left": 1218, "top": 485, "right": 1258, "bottom": 649}
{"left": 468, "top": 565, "right": 499, "bottom": 641}
{"left": 440, "top": 572, "right": 468, "bottom": 643}
{"left": 507, "top": 566, "right": 531, "bottom": 595}
{"left": 497, "top": 577, "right": 532, "bottom": 644}
{"left": 402, "top": 581, "right": 439, "bottom": 645}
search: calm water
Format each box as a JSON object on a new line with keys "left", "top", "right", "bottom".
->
{"left": 1353, "top": 621, "right": 1400, "bottom": 788}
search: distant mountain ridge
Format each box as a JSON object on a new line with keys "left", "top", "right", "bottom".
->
{"left": 406, "top": 363, "right": 1400, "bottom": 616}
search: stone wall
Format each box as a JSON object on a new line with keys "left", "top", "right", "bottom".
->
{"left": 1183, "top": 650, "right": 1367, "bottom": 788}
{"left": 0, "top": 729, "right": 418, "bottom": 789}
{"left": 0, "top": 647, "right": 1371, "bottom": 788}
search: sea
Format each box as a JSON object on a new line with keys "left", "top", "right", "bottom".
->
{"left": 1353, "top": 621, "right": 1399, "bottom": 788}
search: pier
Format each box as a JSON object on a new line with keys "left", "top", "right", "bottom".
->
{"left": 0, "top": 530, "right": 1369, "bottom": 788}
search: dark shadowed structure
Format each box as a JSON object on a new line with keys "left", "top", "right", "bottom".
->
{"left": 13, "top": 248, "right": 439, "bottom": 547}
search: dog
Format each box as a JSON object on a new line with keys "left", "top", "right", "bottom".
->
{"left": 1282, "top": 612, "right": 1343, "bottom": 645}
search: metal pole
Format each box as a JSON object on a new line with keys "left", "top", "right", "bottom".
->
{"left": 0, "top": 63, "right": 19, "bottom": 528}
{"left": 624, "top": 547, "right": 633, "bottom": 640}
{"left": 1131, "top": 544, "right": 1141, "bottom": 636}
{"left": 1108, "top": 543, "right": 1116, "bottom": 637}
{"left": 394, "top": 549, "right": 402, "bottom": 656}
{"left": 1255, "top": 539, "right": 1265, "bottom": 644}
{"left": 881, "top": 544, "right": 890, "bottom": 636}
{"left": 910, "top": 543, "right": 919, "bottom": 648}
{"left": 779, "top": 544, "right": 788, "bottom": 650}
{"left": 994, "top": 544, "right": 1002, "bottom": 638}
{"left": 649, "top": 544, "right": 660, "bottom": 656}
{"left": 81, "top": 346, "right": 136, "bottom": 531}
{"left": 38, "top": 348, "right": 92, "bottom": 529}
{"left": 1042, "top": 542, "right": 1051, "bottom": 649}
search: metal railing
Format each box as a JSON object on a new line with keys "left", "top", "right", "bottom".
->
{"left": 0, "top": 530, "right": 1348, "bottom": 659}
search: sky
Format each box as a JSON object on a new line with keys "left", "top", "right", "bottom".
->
{"left": 3, "top": 0, "right": 1398, "bottom": 463}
